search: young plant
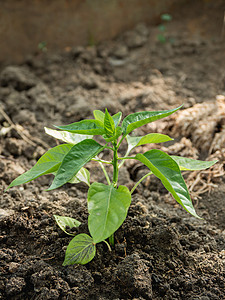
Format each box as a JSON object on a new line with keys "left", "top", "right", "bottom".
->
{"left": 7, "top": 107, "right": 217, "bottom": 265}
{"left": 157, "top": 13, "right": 173, "bottom": 43}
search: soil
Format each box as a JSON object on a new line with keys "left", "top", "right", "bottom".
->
{"left": 0, "top": 1, "right": 225, "bottom": 299}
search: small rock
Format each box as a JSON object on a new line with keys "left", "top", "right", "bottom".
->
{"left": 112, "top": 44, "right": 128, "bottom": 59}
{"left": 5, "top": 277, "right": 26, "bottom": 296}
{"left": 0, "top": 209, "right": 15, "bottom": 220}
{"left": 8, "top": 262, "right": 20, "bottom": 273}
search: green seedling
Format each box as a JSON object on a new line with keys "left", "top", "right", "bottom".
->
{"left": 157, "top": 13, "right": 173, "bottom": 43}
{"left": 7, "top": 107, "right": 217, "bottom": 265}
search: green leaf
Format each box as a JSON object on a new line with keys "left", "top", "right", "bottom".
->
{"left": 112, "top": 112, "right": 122, "bottom": 127}
{"left": 54, "top": 215, "right": 81, "bottom": 236}
{"left": 7, "top": 144, "right": 73, "bottom": 190}
{"left": 161, "top": 13, "right": 172, "bottom": 21}
{"left": 171, "top": 156, "right": 218, "bottom": 171}
{"left": 136, "top": 150, "right": 200, "bottom": 218}
{"left": 126, "top": 133, "right": 173, "bottom": 153}
{"left": 48, "top": 139, "right": 104, "bottom": 190}
{"left": 45, "top": 127, "right": 92, "bottom": 144}
{"left": 69, "top": 167, "right": 90, "bottom": 186}
{"left": 63, "top": 234, "right": 96, "bottom": 265}
{"left": 88, "top": 183, "right": 131, "bottom": 243}
{"left": 104, "top": 109, "right": 115, "bottom": 136}
{"left": 104, "top": 127, "right": 122, "bottom": 142}
{"left": 122, "top": 106, "right": 182, "bottom": 135}
{"left": 93, "top": 110, "right": 105, "bottom": 124}
{"left": 54, "top": 119, "right": 105, "bottom": 135}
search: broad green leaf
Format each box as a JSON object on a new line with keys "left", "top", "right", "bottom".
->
{"left": 54, "top": 119, "right": 105, "bottom": 135}
{"left": 45, "top": 127, "right": 92, "bottom": 144}
{"left": 122, "top": 106, "right": 182, "bottom": 135}
{"left": 112, "top": 112, "right": 122, "bottom": 127}
{"left": 7, "top": 144, "right": 73, "bottom": 190}
{"left": 136, "top": 150, "right": 200, "bottom": 218}
{"left": 63, "top": 234, "right": 96, "bottom": 265}
{"left": 170, "top": 156, "right": 218, "bottom": 171}
{"left": 126, "top": 133, "right": 173, "bottom": 153}
{"left": 48, "top": 139, "right": 104, "bottom": 190}
{"left": 104, "top": 109, "right": 115, "bottom": 136}
{"left": 54, "top": 215, "right": 81, "bottom": 236}
{"left": 88, "top": 183, "right": 131, "bottom": 243}
{"left": 69, "top": 167, "right": 90, "bottom": 186}
{"left": 104, "top": 127, "right": 122, "bottom": 142}
{"left": 93, "top": 110, "right": 104, "bottom": 124}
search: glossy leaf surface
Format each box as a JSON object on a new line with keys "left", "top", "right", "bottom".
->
{"left": 136, "top": 149, "right": 200, "bottom": 218}
{"left": 54, "top": 119, "right": 105, "bottom": 135}
{"left": 122, "top": 106, "right": 182, "bottom": 134}
{"left": 45, "top": 127, "right": 91, "bottom": 144}
{"left": 48, "top": 139, "right": 104, "bottom": 190}
{"left": 112, "top": 112, "right": 122, "bottom": 127}
{"left": 104, "top": 109, "right": 115, "bottom": 136}
{"left": 54, "top": 215, "right": 81, "bottom": 236}
{"left": 126, "top": 133, "right": 173, "bottom": 153}
{"left": 63, "top": 234, "right": 96, "bottom": 265}
{"left": 170, "top": 156, "right": 218, "bottom": 171}
{"left": 88, "top": 183, "right": 131, "bottom": 243}
{"left": 69, "top": 167, "right": 90, "bottom": 186}
{"left": 7, "top": 144, "right": 73, "bottom": 189}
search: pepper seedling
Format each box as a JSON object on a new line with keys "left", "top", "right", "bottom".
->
{"left": 7, "top": 106, "right": 217, "bottom": 265}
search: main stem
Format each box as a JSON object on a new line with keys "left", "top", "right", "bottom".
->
{"left": 109, "top": 142, "right": 119, "bottom": 246}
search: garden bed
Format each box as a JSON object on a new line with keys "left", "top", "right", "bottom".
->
{"left": 0, "top": 1, "right": 225, "bottom": 299}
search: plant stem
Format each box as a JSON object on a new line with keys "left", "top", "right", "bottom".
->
{"left": 98, "top": 161, "right": 111, "bottom": 185}
{"left": 109, "top": 234, "right": 114, "bottom": 246}
{"left": 112, "top": 142, "right": 119, "bottom": 187}
{"left": 103, "top": 240, "right": 112, "bottom": 252}
{"left": 92, "top": 158, "right": 112, "bottom": 164}
{"left": 130, "top": 171, "right": 153, "bottom": 194}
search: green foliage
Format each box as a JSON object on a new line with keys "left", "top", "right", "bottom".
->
{"left": 157, "top": 13, "right": 173, "bottom": 44}
{"left": 7, "top": 106, "right": 217, "bottom": 265}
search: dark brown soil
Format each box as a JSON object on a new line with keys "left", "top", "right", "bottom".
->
{"left": 0, "top": 1, "right": 225, "bottom": 299}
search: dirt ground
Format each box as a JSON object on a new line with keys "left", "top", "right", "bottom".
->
{"left": 0, "top": 1, "right": 225, "bottom": 299}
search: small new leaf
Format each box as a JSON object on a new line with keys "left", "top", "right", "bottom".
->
{"left": 104, "top": 109, "right": 115, "bottom": 137}
{"left": 54, "top": 215, "right": 81, "bottom": 236}
{"left": 63, "top": 234, "right": 96, "bottom": 265}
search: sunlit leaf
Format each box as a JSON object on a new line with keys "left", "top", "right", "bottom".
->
{"left": 63, "top": 234, "right": 96, "bottom": 265}
{"left": 122, "top": 106, "right": 182, "bottom": 135}
{"left": 126, "top": 133, "right": 173, "bottom": 153}
{"left": 136, "top": 150, "right": 201, "bottom": 218}
{"left": 93, "top": 110, "right": 104, "bottom": 124}
{"left": 112, "top": 112, "right": 122, "bottom": 127}
{"left": 54, "top": 215, "right": 81, "bottom": 236}
{"left": 69, "top": 167, "right": 90, "bottom": 186}
{"left": 7, "top": 144, "right": 73, "bottom": 190}
{"left": 45, "top": 127, "right": 91, "bottom": 144}
{"left": 170, "top": 156, "right": 218, "bottom": 171}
